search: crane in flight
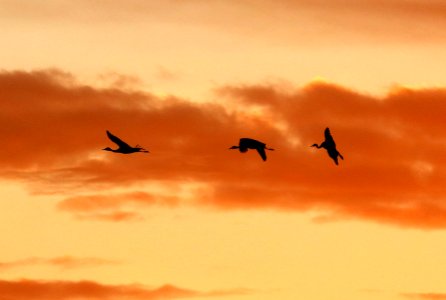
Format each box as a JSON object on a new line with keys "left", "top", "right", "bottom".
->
{"left": 103, "top": 130, "right": 149, "bottom": 154}
{"left": 230, "top": 138, "right": 274, "bottom": 161}
{"left": 311, "top": 128, "right": 343, "bottom": 165}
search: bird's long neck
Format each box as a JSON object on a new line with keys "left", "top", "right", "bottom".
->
{"left": 312, "top": 144, "right": 323, "bottom": 149}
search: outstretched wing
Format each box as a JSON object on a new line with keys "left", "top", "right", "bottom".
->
{"left": 256, "top": 147, "right": 267, "bottom": 161}
{"left": 324, "top": 128, "right": 332, "bottom": 139}
{"left": 324, "top": 127, "right": 335, "bottom": 145}
{"left": 106, "top": 130, "right": 131, "bottom": 148}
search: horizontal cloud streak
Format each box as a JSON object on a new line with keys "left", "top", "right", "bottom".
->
{"left": 2, "top": 69, "right": 446, "bottom": 228}
{"left": 403, "top": 293, "right": 446, "bottom": 300}
{"left": 57, "top": 192, "right": 178, "bottom": 221}
{"left": 3, "top": 0, "right": 446, "bottom": 44}
{"left": 0, "top": 279, "right": 249, "bottom": 300}
{"left": 0, "top": 256, "right": 119, "bottom": 270}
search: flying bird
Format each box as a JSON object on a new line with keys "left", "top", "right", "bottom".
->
{"left": 311, "top": 128, "right": 343, "bottom": 165}
{"left": 103, "top": 130, "right": 149, "bottom": 154}
{"left": 229, "top": 138, "right": 274, "bottom": 161}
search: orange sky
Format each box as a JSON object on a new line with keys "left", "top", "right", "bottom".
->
{"left": 1, "top": 1, "right": 446, "bottom": 300}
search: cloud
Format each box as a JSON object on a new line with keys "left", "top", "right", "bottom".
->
{"left": 402, "top": 293, "right": 446, "bottom": 300}
{"left": 97, "top": 72, "right": 144, "bottom": 90}
{"left": 0, "top": 256, "right": 118, "bottom": 270}
{"left": 0, "top": 69, "right": 281, "bottom": 193}
{"left": 154, "top": 66, "right": 181, "bottom": 82}
{"left": 72, "top": 210, "right": 144, "bottom": 222}
{"left": 4, "top": 0, "right": 446, "bottom": 45}
{"left": 216, "top": 82, "right": 446, "bottom": 226}
{"left": 251, "top": 0, "right": 446, "bottom": 43}
{"left": 58, "top": 192, "right": 177, "bottom": 211}
{"left": 57, "top": 192, "right": 178, "bottom": 221}
{"left": 3, "top": 69, "right": 446, "bottom": 229}
{"left": 0, "top": 279, "right": 250, "bottom": 300}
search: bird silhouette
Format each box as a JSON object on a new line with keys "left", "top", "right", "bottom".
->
{"left": 311, "top": 128, "right": 343, "bottom": 165}
{"left": 229, "top": 138, "right": 274, "bottom": 161}
{"left": 103, "top": 130, "right": 149, "bottom": 154}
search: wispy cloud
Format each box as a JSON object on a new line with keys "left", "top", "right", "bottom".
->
{"left": 402, "top": 292, "right": 446, "bottom": 300}
{"left": 57, "top": 191, "right": 178, "bottom": 221}
{"left": 0, "top": 256, "right": 119, "bottom": 270}
{"left": 0, "top": 279, "right": 251, "bottom": 300}
{"left": 154, "top": 66, "right": 181, "bottom": 82}
{"left": 3, "top": 0, "right": 446, "bottom": 44}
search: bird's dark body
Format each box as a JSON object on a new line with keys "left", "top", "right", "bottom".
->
{"left": 312, "top": 128, "right": 343, "bottom": 165}
{"left": 239, "top": 138, "right": 265, "bottom": 151}
{"left": 113, "top": 148, "right": 142, "bottom": 154}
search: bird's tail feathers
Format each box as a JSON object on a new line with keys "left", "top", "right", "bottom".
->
{"left": 136, "top": 144, "right": 149, "bottom": 153}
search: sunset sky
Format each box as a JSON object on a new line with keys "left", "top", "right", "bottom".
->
{"left": 2, "top": 1, "right": 446, "bottom": 299}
